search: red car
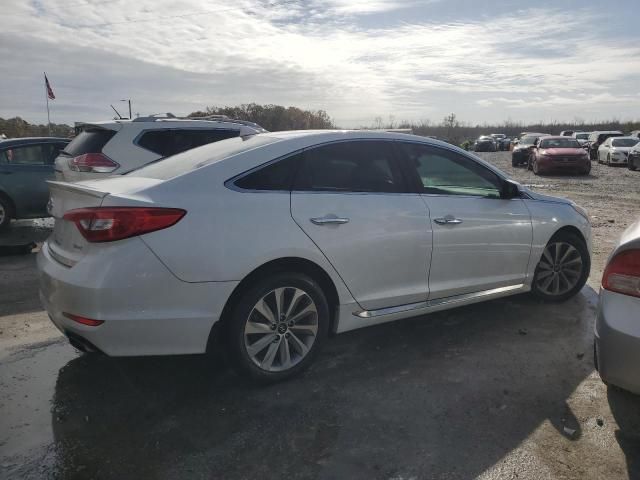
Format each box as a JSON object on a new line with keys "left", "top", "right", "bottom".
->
{"left": 529, "top": 136, "right": 591, "bottom": 176}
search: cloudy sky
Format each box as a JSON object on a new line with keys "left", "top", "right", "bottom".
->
{"left": 2, "top": 0, "right": 639, "bottom": 127}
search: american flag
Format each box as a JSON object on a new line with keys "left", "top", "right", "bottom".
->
{"left": 44, "top": 73, "right": 55, "bottom": 100}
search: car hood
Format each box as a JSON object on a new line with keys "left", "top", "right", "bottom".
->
{"left": 540, "top": 148, "right": 585, "bottom": 156}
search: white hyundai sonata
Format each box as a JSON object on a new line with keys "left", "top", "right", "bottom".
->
{"left": 38, "top": 130, "right": 592, "bottom": 381}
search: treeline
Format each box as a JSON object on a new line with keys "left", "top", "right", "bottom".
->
{"left": 188, "top": 103, "right": 334, "bottom": 131}
{"left": 0, "top": 117, "right": 73, "bottom": 139}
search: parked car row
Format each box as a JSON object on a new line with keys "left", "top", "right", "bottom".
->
{"left": 509, "top": 129, "right": 640, "bottom": 175}
{"left": 473, "top": 133, "right": 511, "bottom": 152}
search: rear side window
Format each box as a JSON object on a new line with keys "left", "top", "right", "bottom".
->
{"left": 137, "top": 129, "right": 240, "bottom": 157}
{"left": 294, "top": 141, "right": 404, "bottom": 193}
{"left": 234, "top": 154, "right": 301, "bottom": 191}
{"left": 64, "top": 129, "right": 116, "bottom": 156}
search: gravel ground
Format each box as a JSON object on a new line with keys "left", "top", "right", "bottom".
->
{"left": 1, "top": 153, "right": 640, "bottom": 480}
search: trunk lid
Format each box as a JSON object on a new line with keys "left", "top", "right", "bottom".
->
{"left": 46, "top": 177, "right": 164, "bottom": 266}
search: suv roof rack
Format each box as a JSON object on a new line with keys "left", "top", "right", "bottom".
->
{"left": 131, "top": 112, "right": 266, "bottom": 131}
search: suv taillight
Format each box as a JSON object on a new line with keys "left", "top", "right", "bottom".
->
{"left": 602, "top": 249, "right": 640, "bottom": 298}
{"left": 68, "top": 153, "right": 119, "bottom": 173}
{"left": 63, "top": 207, "right": 186, "bottom": 243}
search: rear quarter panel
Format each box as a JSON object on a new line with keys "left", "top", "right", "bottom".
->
{"left": 104, "top": 141, "right": 357, "bottom": 306}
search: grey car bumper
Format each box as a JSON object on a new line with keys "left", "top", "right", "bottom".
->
{"left": 595, "top": 289, "right": 640, "bottom": 394}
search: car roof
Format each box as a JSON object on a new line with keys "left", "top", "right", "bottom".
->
{"left": 592, "top": 130, "right": 623, "bottom": 134}
{"left": 77, "top": 116, "right": 266, "bottom": 132}
{"left": 0, "top": 137, "right": 70, "bottom": 147}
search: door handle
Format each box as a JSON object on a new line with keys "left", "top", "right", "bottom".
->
{"left": 310, "top": 216, "right": 350, "bottom": 225}
{"left": 434, "top": 216, "right": 463, "bottom": 225}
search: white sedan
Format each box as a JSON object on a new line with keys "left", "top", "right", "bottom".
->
{"left": 598, "top": 136, "right": 640, "bottom": 165}
{"left": 38, "top": 130, "right": 592, "bottom": 381}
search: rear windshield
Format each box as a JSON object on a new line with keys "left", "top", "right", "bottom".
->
{"left": 130, "top": 134, "right": 278, "bottom": 180}
{"left": 63, "top": 129, "right": 116, "bottom": 156}
{"left": 539, "top": 138, "right": 580, "bottom": 149}
{"left": 612, "top": 138, "right": 640, "bottom": 147}
{"left": 575, "top": 133, "right": 589, "bottom": 140}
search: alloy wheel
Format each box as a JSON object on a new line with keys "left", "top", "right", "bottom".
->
{"left": 535, "top": 242, "right": 584, "bottom": 296}
{"left": 244, "top": 287, "right": 318, "bottom": 372}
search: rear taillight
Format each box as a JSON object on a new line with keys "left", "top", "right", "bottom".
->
{"left": 68, "top": 153, "right": 119, "bottom": 173}
{"left": 63, "top": 207, "right": 186, "bottom": 243}
{"left": 63, "top": 312, "right": 104, "bottom": 326}
{"left": 602, "top": 249, "right": 640, "bottom": 298}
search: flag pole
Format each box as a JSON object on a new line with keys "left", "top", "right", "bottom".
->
{"left": 44, "top": 72, "right": 51, "bottom": 136}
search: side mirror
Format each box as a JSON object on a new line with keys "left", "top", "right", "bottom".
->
{"left": 501, "top": 179, "right": 520, "bottom": 199}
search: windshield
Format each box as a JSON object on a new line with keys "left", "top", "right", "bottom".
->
{"left": 130, "top": 134, "right": 278, "bottom": 180}
{"left": 612, "top": 138, "right": 640, "bottom": 147}
{"left": 519, "top": 136, "right": 538, "bottom": 145}
{"left": 539, "top": 138, "right": 580, "bottom": 149}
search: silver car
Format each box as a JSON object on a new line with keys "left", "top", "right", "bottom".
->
{"left": 595, "top": 219, "right": 640, "bottom": 394}
{"left": 38, "top": 130, "right": 592, "bottom": 381}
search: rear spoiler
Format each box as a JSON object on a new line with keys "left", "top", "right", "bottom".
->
{"left": 47, "top": 180, "right": 110, "bottom": 199}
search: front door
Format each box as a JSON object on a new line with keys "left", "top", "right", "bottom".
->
{"left": 290, "top": 140, "right": 432, "bottom": 310}
{"left": 396, "top": 142, "right": 532, "bottom": 300}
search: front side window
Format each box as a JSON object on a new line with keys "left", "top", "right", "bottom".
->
{"left": 138, "top": 129, "right": 240, "bottom": 157}
{"left": 398, "top": 142, "right": 502, "bottom": 198}
{"left": 294, "top": 141, "right": 404, "bottom": 193}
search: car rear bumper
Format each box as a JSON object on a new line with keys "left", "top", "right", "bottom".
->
{"left": 37, "top": 238, "right": 238, "bottom": 356}
{"left": 595, "top": 289, "right": 640, "bottom": 394}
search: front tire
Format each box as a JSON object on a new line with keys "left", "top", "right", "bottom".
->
{"left": 531, "top": 231, "right": 590, "bottom": 302}
{"left": 226, "top": 272, "right": 329, "bottom": 382}
{"left": 607, "top": 154, "right": 611, "bottom": 166}
{"left": 532, "top": 157, "right": 541, "bottom": 175}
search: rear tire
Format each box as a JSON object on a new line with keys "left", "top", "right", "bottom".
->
{"left": 226, "top": 272, "right": 329, "bottom": 382}
{"left": 531, "top": 231, "right": 590, "bottom": 302}
{"left": 0, "top": 196, "right": 12, "bottom": 231}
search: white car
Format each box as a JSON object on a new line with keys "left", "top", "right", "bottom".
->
{"left": 595, "top": 218, "right": 640, "bottom": 394}
{"left": 38, "top": 130, "right": 592, "bottom": 381}
{"left": 571, "top": 131, "right": 590, "bottom": 147}
{"left": 598, "top": 136, "right": 640, "bottom": 166}
{"left": 54, "top": 114, "right": 266, "bottom": 182}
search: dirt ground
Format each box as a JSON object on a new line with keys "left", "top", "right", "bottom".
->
{"left": 1, "top": 152, "right": 640, "bottom": 480}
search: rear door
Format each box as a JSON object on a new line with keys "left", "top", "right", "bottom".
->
{"left": 0, "top": 143, "right": 56, "bottom": 216}
{"left": 290, "top": 140, "right": 432, "bottom": 311}
{"left": 396, "top": 142, "right": 532, "bottom": 299}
